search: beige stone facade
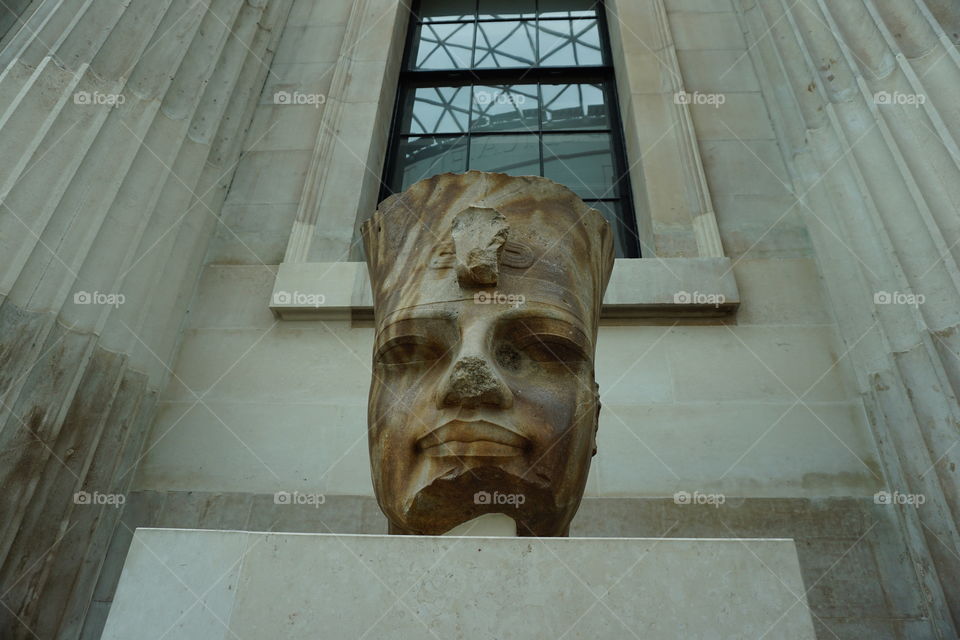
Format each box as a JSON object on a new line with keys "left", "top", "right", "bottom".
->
{"left": 0, "top": 0, "right": 958, "bottom": 638}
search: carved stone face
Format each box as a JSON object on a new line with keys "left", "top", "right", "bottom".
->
{"left": 369, "top": 298, "right": 599, "bottom": 536}
{"left": 363, "top": 171, "right": 613, "bottom": 536}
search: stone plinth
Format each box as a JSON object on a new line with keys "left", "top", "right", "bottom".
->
{"left": 101, "top": 529, "right": 816, "bottom": 639}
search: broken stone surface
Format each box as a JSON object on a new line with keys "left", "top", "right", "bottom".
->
{"left": 450, "top": 206, "right": 509, "bottom": 287}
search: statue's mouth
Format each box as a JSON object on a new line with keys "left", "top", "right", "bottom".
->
{"left": 418, "top": 420, "right": 528, "bottom": 458}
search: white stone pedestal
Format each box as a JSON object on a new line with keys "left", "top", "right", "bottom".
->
{"left": 102, "top": 529, "right": 816, "bottom": 639}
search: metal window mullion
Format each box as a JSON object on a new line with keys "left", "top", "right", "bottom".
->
{"left": 466, "top": 3, "right": 478, "bottom": 171}
{"left": 540, "top": 128, "right": 612, "bottom": 135}
{"left": 402, "top": 129, "right": 617, "bottom": 139}
{"left": 535, "top": 8, "right": 541, "bottom": 67}
{"left": 537, "top": 82, "right": 545, "bottom": 177}
{"left": 424, "top": 17, "right": 586, "bottom": 26}
{"left": 465, "top": 89, "right": 474, "bottom": 173}
{"left": 400, "top": 66, "right": 613, "bottom": 85}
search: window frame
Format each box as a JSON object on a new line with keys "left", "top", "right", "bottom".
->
{"left": 379, "top": 0, "right": 641, "bottom": 258}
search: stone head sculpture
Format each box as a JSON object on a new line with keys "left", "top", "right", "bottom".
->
{"left": 362, "top": 171, "right": 614, "bottom": 536}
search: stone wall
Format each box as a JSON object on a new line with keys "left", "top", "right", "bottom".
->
{"left": 0, "top": 1, "right": 293, "bottom": 638}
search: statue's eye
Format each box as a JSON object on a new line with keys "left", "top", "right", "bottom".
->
{"left": 516, "top": 336, "right": 587, "bottom": 364}
{"left": 376, "top": 337, "right": 444, "bottom": 366}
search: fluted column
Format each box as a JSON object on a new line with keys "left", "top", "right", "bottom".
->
{"left": 0, "top": 1, "right": 293, "bottom": 637}
{"left": 737, "top": 0, "right": 960, "bottom": 635}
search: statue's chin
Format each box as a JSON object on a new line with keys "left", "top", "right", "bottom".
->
{"left": 385, "top": 465, "right": 576, "bottom": 537}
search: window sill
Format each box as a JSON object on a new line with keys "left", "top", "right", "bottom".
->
{"left": 269, "top": 258, "right": 739, "bottom": 321}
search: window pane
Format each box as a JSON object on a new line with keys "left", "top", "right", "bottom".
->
{"left": 389, "top": 0, "right": 638, "bottom": 255}
{"left": 541, "top": 83, "right": 609, "bottom": 130}
{"left": 413, "top": 22, "right": 476, "bottom": 69}
{"left": 539, "top": 0, "right": 600, "bottom": 18}
{"left": 587, "top": 201, "right": 633, "bottom": 257}
{"left": 401, "top": 87, "right": 471, "bottom": 134}
{"left": 418, "top": 0, "right": 475, "bottom": 22}
{"left": 478, "top": 0, "right": 535, "bottom": 20}
{"left": 474, "top": 21, "right": 536, "bottom": 68}
{"left": 468, "top": 134, "right": 540, "bottom": 176}
{"left": 393, "top": 136, "right": 468, "bottom": 190}
{"left": 538, "top": 19, "right": 602, "bottom": 66}
{"left": 542, "top": 133, "right": 617, "bottom": 198}
{"left": 471, "top": 85, "right": 539, "bottom": 132}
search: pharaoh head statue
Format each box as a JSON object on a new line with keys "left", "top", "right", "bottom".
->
{"left": 362, "top": 171, "right": 614, "bottom": 536}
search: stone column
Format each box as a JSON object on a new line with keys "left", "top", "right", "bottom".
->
{"left": 0, "top": 1, "right": 292, "bottom": 637}
{"left": 737, "top": 0, "right": 960, "bottom": 634}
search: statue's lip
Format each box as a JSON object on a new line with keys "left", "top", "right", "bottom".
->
{"left": 418, "top": 420, "right": 528, "bottom": 453}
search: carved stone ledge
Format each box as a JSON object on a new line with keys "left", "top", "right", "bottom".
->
{"left": 269, "top": 257, "right": 740, "bottom": 321}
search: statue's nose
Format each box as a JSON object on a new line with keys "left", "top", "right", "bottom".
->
{"left": 436, "top": 355, "right": 512, "bottom": 409}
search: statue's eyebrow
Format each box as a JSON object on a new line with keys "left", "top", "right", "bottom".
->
{"left": 495, "top": 306, "right": 587, "bottom": 332}
{"left": 380, "top": 308, "right": 457, "bottom": 326}
{"left": 375, "top": 311, "right": 457, "bottom": 349}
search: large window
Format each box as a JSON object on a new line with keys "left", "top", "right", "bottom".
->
{"left": 381, "top": 0, "right": 639, "bottom": 257}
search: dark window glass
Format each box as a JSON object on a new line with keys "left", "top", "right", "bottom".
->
{"left": 392, "top": 137, "right": 469, "bottom": 191}
{"left": 402, "top": 86, "right": 471, "bottom": 134}
{"left": 538, "top": 19, "right": 602, "bottom": 66}
{"left": 383, "top": 0, "right": 640, "bottom": 257}
{"left": 539, "top": 0, "right": 599, "bottom": 18}
{"left": 587, "top": 200, "right": 631, "bottom": 257}
{"left": 417, "top": 0, "right": 475, "bottom": 22}
{"left": 414, "top": 22, "right": 475, "bottom": 69}
{"left": 541, "top": 83, "right": 608, "bottom": 129}
{"left": 543, "top": 132, "right": 618, "bottom": 198}
{"left": 469, "top": 134, "right": 541, "bottom": 175}
{"left": 474, "top": 21, "right": 537, "bottom": 68}
{"left": 471, "top": 85, "right": 539, "bottom": 132}
{"left": 478, "top": 0, "right": 537, "bottom": 20}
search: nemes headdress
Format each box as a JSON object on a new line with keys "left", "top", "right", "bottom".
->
{"left": 362, "top": 171, "right": 615, "bottom": 336}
